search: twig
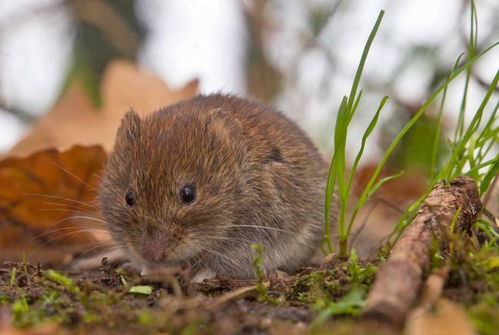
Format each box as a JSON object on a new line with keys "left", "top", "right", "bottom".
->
{"left": 205, "top": 285, "right": 256, "bottom": 310}
{"left": 0, "top": 102, "right": 35, "bottom": 123}
{"left": 362, "top": 176, "right": 481, "bottom": 326}
{"left": 481, "top": 174, "right": 497, "bottom": 210}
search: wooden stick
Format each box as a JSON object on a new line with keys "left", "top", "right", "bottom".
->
{"left": 363, "top": 176, "right": 481, "bottom": 326}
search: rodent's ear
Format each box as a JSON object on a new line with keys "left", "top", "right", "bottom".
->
{"left": 116, "top": 108, "right": 141, "bottom": 143}
{"left": 204, "top": 108, "right": 243, "bottom": 139}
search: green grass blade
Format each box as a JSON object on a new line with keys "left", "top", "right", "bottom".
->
{"left": 454, "top": 1, "right": 478, "bottom": 142}
{"left": 346, "top": 170, "right": 404, "bottom": 237}
{"left": 478, "top": 130, "right": 498, "bottom": 162}
{"left": 346, "top": 11, "right": 384, "bottom": 114}
{"left": 463, "top": 157, "right": 496, "bottom": 178}
{"left": 430, "top": 53, "right": 465, "bottom": 179}
{"left": 479, "top": 157, "right": 499, "bottom": 195}
{"left": 447, "top": 70, "right": 499, "bottom": 178}
{"left": 367, "top": 171, "right": 405, "bottom": 199}
{"left": 348, "top": 90, "right": 364, "bottom": 123}
{"left": 327, "top": 10, "right": 385, "bottom": 255}
{"left": 476, "top": 100, "right": 499, "bottom": 162}
{"left": 430, "top": 86, "right": 448, "bottom": 180}
{"left": 348, "top": 42, "right": 498, "bottom": 237}
{"left": 324, "top": 96, "right": 348, "bottom": 253}
{"left": 347, "top": 96, "right": 389, "bottom": 194}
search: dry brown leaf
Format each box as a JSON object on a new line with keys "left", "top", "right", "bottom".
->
{"left": 0, "top": 145, "right": 108, "bottom": 263}
{"left": 405, "top": 270, "right": 474, "bottom": 335}
{"left": 351, "top": 165, "right": 427, "bottom": 257}
{"left": 354, "top": 164, "right": 426, "bottom": 204}
{"left": 0, "top": 324, "right": 61, "bottom": 335}
{"left": 404, "top": 298, "right": 476, "bottom": 335}
{"left": 10, "top": 60, "right": 198, "bottom": 156}
{"left": 0, "top": 317, "right": 60, "bottom": 335}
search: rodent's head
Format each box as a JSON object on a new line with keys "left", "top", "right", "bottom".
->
{"left": 100, "top": 106, "right": 249, "bottom": 268}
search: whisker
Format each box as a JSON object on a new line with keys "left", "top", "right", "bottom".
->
{"left": 172, "top": 249, "right": 190, "bottom": 270}
{"left": 227, "top": 224, "right": 296, "bottom": 234}
{"left": 38, "top": 208, "right": 99, "bottom": 216}
{"left": 36, "top": 226, "right": 106, "bottom": 233}
{"left": 50, "top": 160, "right": 96, "bottom": 191}
{"left": 42, "top": 201, "right": 82, "bottom": 209}
{"left": 35, "top": 227, "right": 108, "bottom": 240}
{"left": 75, "top": 243, "right": 120, "bottom": 258}
{"left": 37, "top": 208, "right": 103, "bottom": 225}
{"left": 91, "top": 172, "right": 103, "bottom": 183}
{"left": 30, "top": 216, "right": 108, "bottom": 246}
{"left": 197, "top": 235, "right": 254, "bottom": 245}
{"left": 196, "top": 246, "right": 235, "bottom": 264}
{"left": 24, "top": 193, "right": 96, "bottom": 209}
{"left": 189, "top": 256, "right": 204, "bottom": 272}
{"left": 42, "top": 228, "right": 107, "bottom": 241}
{"left": 34, "top": 230, "right": 108, "bottom": 250}
{"left": 53, "top": 215, "right": 106, "bottom": 225}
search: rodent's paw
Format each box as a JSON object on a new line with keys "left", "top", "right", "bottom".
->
{"left": 140, "top": 264, "right": 188, "bottom": 277}
{"left": 66, "top": 248, "right": 127, "bottom": 271}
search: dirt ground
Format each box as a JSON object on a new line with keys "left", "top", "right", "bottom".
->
{"left": 1, "top": 237, "right": 497, "bottom": 335}
{"left": 0, "top": 255, "right": 383, "bottom": 335}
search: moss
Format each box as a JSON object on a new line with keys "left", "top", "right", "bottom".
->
{"left": 0, "top": 294, "right": 8, "bottom": 304}
{"left": 286, "top": 257, "right": 377, "bottom": 310}
{"left": 468, "top": 295, "right": 499, "bottom": 335}
{"left": 136, "top": 310, "right": 155, "bottom": 326}
{"left": 3, "top": 244, "right": 497, "bottom": 335}
{"left": 434, "top": 224, "right": 499, "bottom": 334}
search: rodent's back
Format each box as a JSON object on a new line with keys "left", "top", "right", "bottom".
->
{"left": 168, "top": 94, "right": 329, "bottom": 276}
{"left": 165, "top": 94, "right": 327, "bottom": 176}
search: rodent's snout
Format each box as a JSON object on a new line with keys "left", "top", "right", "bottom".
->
{"left": 135, "top": 236, "right": 170, "bottom": 263}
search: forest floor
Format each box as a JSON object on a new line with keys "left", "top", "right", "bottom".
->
{"left": 1, "top": 234, "right": 497, "bottom": 335}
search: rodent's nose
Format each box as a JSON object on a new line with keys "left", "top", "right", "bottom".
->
{"left": 138, "top": 238, "right": 167, "bottom": 263}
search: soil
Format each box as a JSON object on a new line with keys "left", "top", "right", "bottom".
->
{"left": 1, "top": 238, "right": 497, "bottom": 335}
{"left": 0, "top": 256, "right": 379, "bottom": 335}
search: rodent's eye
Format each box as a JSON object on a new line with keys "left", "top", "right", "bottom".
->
{"left": 125, "top": 190, "right": 135, "bottom": 207}
{"left": 179, "top": 184, "right": 196, "bottom": 204}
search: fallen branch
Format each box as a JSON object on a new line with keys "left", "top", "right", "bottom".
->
{"left": 362, "top": 176, "right": 481, "bottom": 326}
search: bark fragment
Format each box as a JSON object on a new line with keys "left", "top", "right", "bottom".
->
{"left": 363, "top": 176, "right": 482, "bottom": 326}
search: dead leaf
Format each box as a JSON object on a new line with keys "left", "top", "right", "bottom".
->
{"left": 354, "top": 164, "right": 426, "bottom": 204}
{"left": 9, "top": 60, "right": 198, "bottom": 156}
{"left": 404, "top": 298, "right": 476, "bottom": 335}
{"left": 405, "top": 269, "right": 475, "bottom": 335}
{"left": 0, "top": 323, "right": 60, "bottom": 335}
{"left": 414, "top": 267, "right": 450, "bottom": 310}
{"left": 351, "top": 165, "right": 427, "bottom": 257}
{"left": 0, "top": 145, "right": 108, "bottom": 263}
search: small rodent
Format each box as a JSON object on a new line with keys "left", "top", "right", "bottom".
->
{"left": 100, "top": 94, "right": 332, "bottom": 281}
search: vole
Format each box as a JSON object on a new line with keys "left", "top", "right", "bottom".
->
{"left": 99, "top": 94, "right": 332, "bottom": 282}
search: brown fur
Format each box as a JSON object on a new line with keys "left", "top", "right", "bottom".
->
{"left": 100, "top": 94, "right": 331, "bottom": 279}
